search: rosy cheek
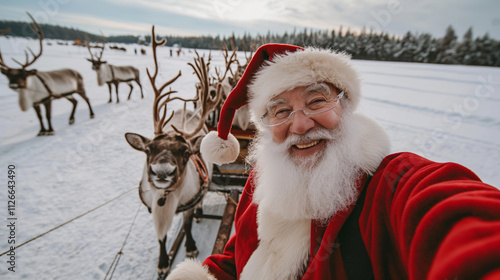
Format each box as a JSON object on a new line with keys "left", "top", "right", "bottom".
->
{"left": 270, "top": 126, "right": 288, "bottom": 143}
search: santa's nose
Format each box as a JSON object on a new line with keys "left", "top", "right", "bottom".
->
{"left": 289, "top": 110, "right": 315, "bottom": 135}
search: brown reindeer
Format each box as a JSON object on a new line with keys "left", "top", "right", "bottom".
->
{"left": 218, "top": 40, "right": 256, "bottom": 131}
{"left": 124, "top": 26, "right": 230, "bottom": 280}
{"left": 0, "top": 14, "right": 94, "bottom": 136}
{"left": 86, "top": 37, "right": 143, "bottom": 103}
{"left": 199, "top": 43, "right": 238, "bottom": 129}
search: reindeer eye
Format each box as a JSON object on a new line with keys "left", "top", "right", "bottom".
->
{"left": 145, "top": 147, "right": 151, "bottom": 155}
{"left": 168, "top": 167, "right": 177, "bottom": 176}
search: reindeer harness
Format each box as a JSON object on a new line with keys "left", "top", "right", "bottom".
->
{"left": 33, "top": 73, "right": 74, "bottom": 104}
{"left": 171, "top": 154, "right": 209, "bottom": 213}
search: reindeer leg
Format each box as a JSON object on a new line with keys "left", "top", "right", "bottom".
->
{"left": 157, "top": 236, "right": 170, "bottom": 280}
{"left": 136, "top": 78, "right": 144, "bottom": 99}
{"left": 77, "top": 89, "right": 95, "bottom": 119}
{"left": 43, "top": 100, "right": 54, "bottom": 135}
{"left": 194, "top": 206, "right": 203, "bottom": 223}
{"left": 33, "top": 103, "right": 47, "bottom": 136}
{"left": 127, "top": 82, "right": 133, "bottom": 100}
{"left": 114, "top": 81, "right": 120, "bottom": 103}
{"left": 106, "top": 82, "right": 113, "bottom": 103}
{"left": 183, "top": 209, "right": 199, "bottom": 258}
{"left": 66, "top": 96, "right": 78, "bottom": 125}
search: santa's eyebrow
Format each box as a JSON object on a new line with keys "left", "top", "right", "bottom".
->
{"left": 302, "top": 82, "right": 332, "bottom": 97}
{"left": 266, "top": 98, "right": 287, "bottom": 113}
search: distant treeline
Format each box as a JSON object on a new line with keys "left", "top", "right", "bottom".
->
{"left": 1, "top": 20, "right": 499, "bottom": 67}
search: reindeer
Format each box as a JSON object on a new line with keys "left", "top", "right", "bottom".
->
{"left": 0, "top": 14, "right": 94, "bottom": 136}
{"left": 124, "top": 26, "right": 230, "bottom": 280}
{"left": 218, "top": 40, "right": 256, "bottom": 131}
{"left": 86, "top": 37, "right": 143, "bottom": 103}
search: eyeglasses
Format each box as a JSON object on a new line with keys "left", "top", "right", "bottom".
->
{"left": 260, "top": 91, "right": 344, "bottom": 127}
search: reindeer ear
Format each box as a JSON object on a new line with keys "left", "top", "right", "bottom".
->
{"left": 189, "top": 135, "right": 204, "bottom": 154}
{"left": 124, "top": 133, "right": 150, "bottom": 152}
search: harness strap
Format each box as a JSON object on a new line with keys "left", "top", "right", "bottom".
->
{"left": 109, "top": 64, "right": 116, "bottom": 81}
{"left": 190, "top": 154, "right": 209, "bottom": 185}
{"left": 34, "top": 73, "right": 63, "bottom": 102}
{"left": 175, "top": 154, "right": 210, "bottom": 213}
{"left": 35, "top": 74, "right": 53, "bottom": 96}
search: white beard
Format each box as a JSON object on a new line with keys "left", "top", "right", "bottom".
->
{"left": 241, "top": 112, "right": 390, "bottom": 279}
{"left": 248, "top": 111, "right": 364, "bottom": 223}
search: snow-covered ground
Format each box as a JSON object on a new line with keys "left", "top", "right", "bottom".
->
{"left": 0, "top": 36, "right": 499, "bottom": 280}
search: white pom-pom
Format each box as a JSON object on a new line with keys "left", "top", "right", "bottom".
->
{"left": 201, "top": 131, "right": 240, "bottom": 165}
{"left": 166, "top": 259, "right": 216, "bottom": 280}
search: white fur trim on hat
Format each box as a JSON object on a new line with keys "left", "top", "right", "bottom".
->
{"left": 248, "top": 47, "right": 361, "bottom": 130}
{"left": 166, "top": 259, "right": 217, "bottom": 280}
{"left": 200, "top": 130, "right": 240, "bottom": 165}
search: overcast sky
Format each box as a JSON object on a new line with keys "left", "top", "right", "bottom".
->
{"left": 1, "top": 0, "right": 499, "bottom": 40}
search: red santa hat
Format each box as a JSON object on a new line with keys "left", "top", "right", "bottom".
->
{"left": 200, "top": 43, "right": 361, "bottom": 165}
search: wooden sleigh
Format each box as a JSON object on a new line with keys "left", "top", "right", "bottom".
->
{"left": 168, "top": 127, "right": 254, "bottom": 263}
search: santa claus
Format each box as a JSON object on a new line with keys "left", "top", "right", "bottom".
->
{"left": 167, "top": 44, "right": 500, "bottom": 280}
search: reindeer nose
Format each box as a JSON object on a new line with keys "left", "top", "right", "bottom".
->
{"left": 150, "top": 163, "right": 176, "bottom": 179}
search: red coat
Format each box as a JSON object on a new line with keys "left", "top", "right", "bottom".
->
{"left": 203, "top": 152, "right": 500, "bottom": 279}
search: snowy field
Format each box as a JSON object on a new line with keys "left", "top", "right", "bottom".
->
{"left": 0, "top": 36, "right": 499, "bottom": 280}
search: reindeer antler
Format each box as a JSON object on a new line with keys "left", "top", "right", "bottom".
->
{"left": 172, "top": 44, "right": 237, "bottom": 139}
{"left": 147, "top": 25, "right": 184, "bottom": 136}
{"left": 85, "top": 34, "right": 106, "bottom": 62}
{"left": 84, "top": 34, "right": 95, "bottom": 61}
{"left": 97, "top": 34, "right": 105, "bottom": 61}
{"left": 0, "top": 28, "right": 11, "bottom": 69}
{"left": 3, "top": 13, "right": 43, "bottom": 69}
{"left": 241, "top": 39, "right": 254, "bottom": 67}
{"left": 215, "top": 41, "right": 237, "bottom": 82}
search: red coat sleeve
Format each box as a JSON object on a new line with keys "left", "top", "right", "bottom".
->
{"left": 359, "top": 152, "right": 500, "bottom": 280}
{"left": 202, "top": 170, "right": 259, "bottom": 279}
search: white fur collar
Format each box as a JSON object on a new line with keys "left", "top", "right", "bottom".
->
{"left": 240, "top": 206, "right": 310, "bottom": 280}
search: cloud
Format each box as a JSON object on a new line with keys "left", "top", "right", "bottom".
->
{"left": 1, "top": 0, "right": 499, "bottom": 39}
{"left": 56, "top": 13, "right": 199, "bottom": 36}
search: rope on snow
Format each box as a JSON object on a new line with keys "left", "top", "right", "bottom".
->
{"left": 104, "top": 201, "right": 142, "bottom": 280}
{"left": 0, "top": 187, "right": 137, "bottom": 257}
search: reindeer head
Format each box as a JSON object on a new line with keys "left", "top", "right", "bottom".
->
{"left": 87, "top": 58, "right": 107, "bottom": 71}
{"left": 1, "top": 68, "right": 38, "bottom": 89}
{"left": 0, "top": 14, "right": 42, "bottom": 91}
{"left": 125, "top": 26, "right": 232, "bottom": 192}
{"left": 85, "top": 36, "right": 107, "bottom": 71}
{"left": 125, "top": 133, "right": 201, "bottom": 190}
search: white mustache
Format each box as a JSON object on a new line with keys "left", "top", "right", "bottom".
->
{"left": 282, "top": 128, "right": 340, "bottom": 149}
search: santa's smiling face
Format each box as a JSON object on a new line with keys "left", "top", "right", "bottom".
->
{"left": 266, "top": 83, "right": 344, "bottom": 165}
